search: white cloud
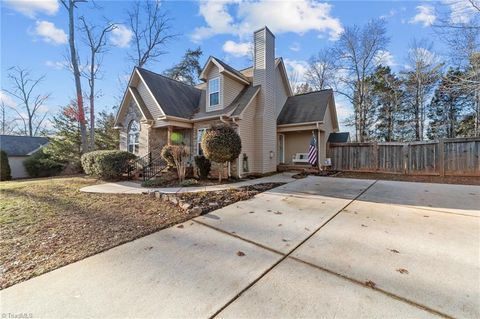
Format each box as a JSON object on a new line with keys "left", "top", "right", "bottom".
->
{"left": 192, "top": 0, "right": 343, "bottom": 42}
{"left": 222, "top": 40, "right": 252, "bottom": 57}
{"left": 409, "top": 5, "right": 436, "bottom": 27}
{"left": 284, "top": 58, "right": 309, "bottom": 85}
{"left": 0, "top": 91, "right": 16, "bottom": 108}
{"left": 444, "top": 0, "right": 479, "bottom": 24}
{"left": 34, "top": 20, "right": 67, "bottom": 44}
{"left": 45, "top": 60, "right": 68, "bottom": 70}
{"left": 380, "top": 9, "right": 396, "bottom": 19}
{"left": 289, "top": 42, "right": 301, "bottom": 52}
{"left": 4, "top": 0, "right": 59, "bottom": 18}
{"left": 374, "top": 50, "right": 396, "bottom": 68}
{"left": 110, "top": 24, "right": 133, "bottom": 48}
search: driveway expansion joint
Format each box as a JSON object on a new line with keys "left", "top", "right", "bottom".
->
{"left": 209, "top": 179, "right": 380, "bottom": 318}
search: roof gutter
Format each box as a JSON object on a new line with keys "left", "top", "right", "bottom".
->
{"left": 277, "top": 120, "right": 324, "bottom": 128}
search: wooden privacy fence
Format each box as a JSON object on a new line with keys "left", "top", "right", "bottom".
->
{"left": 327, "top": 137, "right": 480, "bottom": 177}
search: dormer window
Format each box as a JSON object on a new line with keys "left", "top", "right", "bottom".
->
{"left": 208, "top": 77, "right": 220, "bottom": 107}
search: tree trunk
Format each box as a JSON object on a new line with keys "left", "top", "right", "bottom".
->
{"left": 67, "top": 0, "right": 88, "bottom": 152}
{"left": 89, "top": 57, "right": 95, "bottom": 150}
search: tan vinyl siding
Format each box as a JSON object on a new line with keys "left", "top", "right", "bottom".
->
{"left": 206, "top": 65, "right": 223, "bottom": 111}
{"left": 283, "top": 131, "right": 312, "bottom": 165}
{"left": 275, "top": 66, "right": 288, "bottom": 118}
{"left": 253, "top": 28, "right": 277, "bottom": 173}
{"left": 137, "top": 80, "right": 164, "bottom": 119}
{"left": 223, "top": 74, "right": 245, "bottom": 107}
{"left": 238, "top": 96, "right": 258, "bottom": 174}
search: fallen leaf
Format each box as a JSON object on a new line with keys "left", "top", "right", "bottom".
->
{"left": 390, "top": 249, "right": 400, "bottom": 253}
{"left": 177, "top": 225, "right": 184, "bottom": 229}
{"left": 396, "top": 268, "right": 409, "bottom": 274}
{"left": 361, "top": 224, "right": 368, "bottom": 227}
{"left": 237, "top": 251, "right": 245, "bottom": 257}
{"left": 274, "top": 211, "right": 283, "bottom": 215}
{"left": 365, "top": 280, "right": 376, "bottom": 288}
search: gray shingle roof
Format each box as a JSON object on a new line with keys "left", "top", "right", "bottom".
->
{"left": 0, "top": 135, "right": 49, "bottom": 156}
{"left": 327, "top": 132, "right": 350, "bottom": 143}
{"left": 277, "top": 89, "right": 333, "bottom": 125}
{"left": 212, "top": 57, "right": 249, "bottom": 82}
{"left": 191, "top": 85, "right": 260, "bottom": 120}
{"left": 136, "top": 68, "right": 202, "bottom": 118}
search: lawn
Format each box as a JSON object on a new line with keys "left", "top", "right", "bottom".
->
{"left": 0, "top": 177, "right": 190, "bottom": 289}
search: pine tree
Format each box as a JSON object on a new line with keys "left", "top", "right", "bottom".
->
{"left": 163, "top": 47, "right": 203, "bottom": 85}
{"left": 427, "top": 69, "right": 473, "bottom": 139}
{"left": 369, "top": 66, "right": 404, "bottom": 141}
{"left": 95, "top": 111, "right": 119, "bottom": 150}
{"left": 43, "top": 105, "right": 83, "bottom": 168}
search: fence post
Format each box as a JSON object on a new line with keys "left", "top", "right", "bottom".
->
{"left": 402, "top": 143, "right": 409, "bottom": 175}
{"left": 373, "top": 142, "right": 379, "bottom": 172}
{"left": 438, "top": 139, "right": 445, "bottom": 177}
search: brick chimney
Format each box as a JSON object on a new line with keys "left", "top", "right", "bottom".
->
{"left": 253, "top": 26, "right": 277, "bottom": 173}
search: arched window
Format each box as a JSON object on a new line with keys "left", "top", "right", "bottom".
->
{"left": 127, "top": 120, "right": 140, "bottom": 154}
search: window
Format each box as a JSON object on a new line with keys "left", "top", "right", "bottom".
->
{"left": 208, "top": 77, "right": 220, "bottom": 107}
{"left": 127, "top": 120, "right": 140, "bottom": 154}
{"left": 197, "top": 128, "right": 207, "bottom": 155}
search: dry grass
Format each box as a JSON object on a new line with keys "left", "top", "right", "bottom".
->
{"left": 0, "top": 177, "right": 191, "bottom": 289}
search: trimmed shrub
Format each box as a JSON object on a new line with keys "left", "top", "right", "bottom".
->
{"left": 180, "top": 178, "right": 199, "bottom": 187}
{"left": 81, "top": 150, "right": 136, "bottom": 180}
{"left": 194, "top": 155, "right": 211, "bottom": 179}
{"left": 201, "top": 124, "right": 242, "bottom": 181}
{"left": 24, "top": 149, "right": 64, "bottom": 178}
{"left": 160, "top": 145, "right": 175, "bottom": 167}
{"left": 0, "top": 150, "right": 11, "bottom": 181}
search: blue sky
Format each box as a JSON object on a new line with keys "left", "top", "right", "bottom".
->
{"left": 0, "top": 0, "right": 465, "bottom": 131}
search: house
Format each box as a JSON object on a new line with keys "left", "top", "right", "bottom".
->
{"left": 0, "top": 135, "right": 49, "bottom": 179}
{"left": 114, "top": 26, "right": 345, "bottom": 177}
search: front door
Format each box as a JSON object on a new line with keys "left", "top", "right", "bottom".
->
{"left": 277, "top": 134, "right": 285, "bottom": 164}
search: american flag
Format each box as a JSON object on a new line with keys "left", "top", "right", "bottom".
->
{"left": 308, "top": 134, "right": 318, "bottom": 165}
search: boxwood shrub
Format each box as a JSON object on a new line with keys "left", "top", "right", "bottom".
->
{"left": 24, "top": 149, "right": 63, "bottom": 178}
{"left": 81, "top": 150, "right": 136, "bottom": 180}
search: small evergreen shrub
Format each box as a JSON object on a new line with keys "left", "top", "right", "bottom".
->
{"left": 194, "top": 155, "right": 211, "bottom": 179}
{"left": 141, "top": 177, "right": 167, "bottom": 187}
{"left": 201, "top": 124, "right": 242, "bottom": 181}
{"left": 81, "top": 150, "right": 136, "bottom": 180}
{"left": 180, "top": 178, "right": 199, "bottom": 187}
{"left": 0, "top": 150, "right": 11, "bottom": 181}
{"left": 24, "top": 149, "right": 63, "bottom": 178}
{"left": 160, "top": 145, "right": 175, "bottom": 167}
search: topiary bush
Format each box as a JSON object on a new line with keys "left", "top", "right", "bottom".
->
{"left": 24, "top": 149, "right": 63, "bottom": 178}
{"left": 201, "top": 124, "right": 242, "bottom": 181}
{"left": 81, "top": 150, "right": 136, "bottom": 180}
{"left": 0, "top": 150, "right": 11, "bottom": 181}
{"left": 194, "top": 155, "right": 211, "bottom": 179}
{"left": 160, "top": 145, "right": 175, "bottom": 167}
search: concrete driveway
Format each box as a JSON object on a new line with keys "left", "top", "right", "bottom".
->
{"left": 2, "top": 177, "right": 479, "bottom": 318}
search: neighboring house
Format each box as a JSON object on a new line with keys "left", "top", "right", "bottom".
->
{"left": 0, "top": 135, "right": 49, "bottom": 179}
{"left": 114, "top": 26, "right": 346, "bottom": 177}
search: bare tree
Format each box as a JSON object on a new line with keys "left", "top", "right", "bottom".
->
{"left": 0, "top": 101, "right": 17, "bottom": 135}
{"left": 61, "top": 0, "right": 88, "bottom": 152}
{"left": 434, "top": 1, "right": 480, "bottom": 136}
{"left": 402, "top": 39, "right": 443, "bottom": 140}
{"left": 3, "top": 67, "right": 50, "bottom": 136}
{"left": 127, "top": 0, "right": 176, "bottom": 68}
{"left": 305, "top": 48, "right": 336, "bottom": 90}
{"left": 333, "top": 19, "right": 389, "bottom": 141}
{"left": 79, "top": 16, "right": 116, "bottom": 149}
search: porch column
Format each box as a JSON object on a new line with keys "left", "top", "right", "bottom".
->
{"left": 167, "top": 125, "right": 173, "bottom": 145}
{"left": 317, "top": 129, "right": 321, "bottom": 170}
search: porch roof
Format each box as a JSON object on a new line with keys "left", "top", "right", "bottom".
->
{"left": 277, "top": 89, "right": 332, "bottom": 125}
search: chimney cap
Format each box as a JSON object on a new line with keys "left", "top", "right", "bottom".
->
{"left": 253, "top": 26, "right": 275, "bottom": 38}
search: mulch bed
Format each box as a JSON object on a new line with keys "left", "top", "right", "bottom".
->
{"left": 0, "top": 178, "right": 283, "bottom": 290}
{"left": 177, "top": 182, "right": 285, "bottom": 214}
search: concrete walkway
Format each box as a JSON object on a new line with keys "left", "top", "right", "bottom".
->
{"left": 2, "top": 177, "right": 479, "bottom": 318}
{"left": 80, "top": 172, "right": 296, "bottom": 194}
